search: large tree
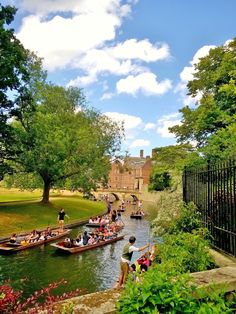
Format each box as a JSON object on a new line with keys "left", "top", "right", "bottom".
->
{"left": 170, "top": 38, "right": 236, "bottom": 160}
{"left": 9, "top": 84, "right": 123, "bottom": 203}
{"left": 0, "top": 5, "right": 45, "bottom": 178}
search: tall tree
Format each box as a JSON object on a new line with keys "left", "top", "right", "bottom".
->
{"left": 152, "top": 144, "right": 195, "bottom": 170}
{"left": 9, "top": 84, "right": 123, "bottom": 203}
{"left": 0, "top": 5, "right": 45, "bottom": 177}
{"left": 170, "top": 38, "right": 236, "bottom": 160}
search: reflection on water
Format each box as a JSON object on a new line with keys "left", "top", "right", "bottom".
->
{"left": 0, "top": 201, "right": 154, "bottom": 297}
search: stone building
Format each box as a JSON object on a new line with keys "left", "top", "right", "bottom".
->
{"left": 108, "top": 149, "right": 154, "bottom": 191}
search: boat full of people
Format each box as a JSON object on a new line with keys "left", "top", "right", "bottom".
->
{"left": 0, "top": 228, "right": 71, "bottom": 253}
{"left": 85, "top": 215, "right": 110, "bottom": 228}
{"left": 51, "top": 222, "right": 124, "bottom": 254}
{"left": 130, "top": 210, "right": 145, "bottom": 219}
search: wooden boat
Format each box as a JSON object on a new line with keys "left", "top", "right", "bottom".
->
{"left": 51, "top": 235, "right": 124, "bottom": 254}
{"left": 85, "top": 223, "right": 107, "bottom": 228}
{"left": 117, "top": 208, "right": 126, "bottom": 212}
{"left": 0, "top": 229, "right": 71, "bottom": 253}
{"left": 130, "top": 214, "right": 143, "bottom": 219}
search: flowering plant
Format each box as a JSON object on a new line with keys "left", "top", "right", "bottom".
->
{"left": 0, "top": 279, "right": 81, "bottom": 313}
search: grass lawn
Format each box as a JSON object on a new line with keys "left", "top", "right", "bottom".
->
{"left": 0, "top": 188, "right": 43, "bottom": 202}
{"left": 0, "top": 189, "right": 106, "bottom": 237}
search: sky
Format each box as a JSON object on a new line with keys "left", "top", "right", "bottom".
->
{"left": 3, "top": 0, "right": 236, "bottom": 157}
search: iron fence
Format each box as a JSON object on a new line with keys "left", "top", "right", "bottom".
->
{"left": 183, "top": 158, "right": 236, "bottom": 257}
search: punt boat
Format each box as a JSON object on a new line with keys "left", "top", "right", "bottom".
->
{"left": 130, "top": 214, "right": 143, "bottom": 219}
{"left": 0, "top": 229, "right": 71, "bottom": 253}
{"left": 51, "top": 235, "right": 124, "bottom": 254}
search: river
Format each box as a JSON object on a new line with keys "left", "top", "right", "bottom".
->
{"left": 0, "top": 201, "right": 156, "bottom": 298}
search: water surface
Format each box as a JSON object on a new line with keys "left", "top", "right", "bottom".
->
{"left": 0, "top": 202, "right": 155, "bottom": 297}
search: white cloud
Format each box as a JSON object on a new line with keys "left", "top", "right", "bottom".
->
{"left": 116, "top": 72, "right": 172, "bottom": 96}
{"left": 100, "top": 92, "right": 115, "bottom": 100}
{"left": 156, "top": 113, "right": 181, "bottom": 138}
{"left": 111, "top": 39, "right": 170, "bottom": 62}
{"left": 16, "top": 1, "right": 131, "bottom": 71}
{"left": 67, "top": 49, "right": 139, "bottom": 86}
{"left": 130, "top": 139, "right": 150, "bottom": 148}
{"left": 104, "top": 112, "right": 142, "bottom": 130}
{"left": 67, "top": 39, "right": 170, "bottom": 87}
{"left": 144, "top": 123, "right": 156, "bottom": 131}
{"left": 176, "top": 45, "right": 215, "bottom": 106}
{"left": 15, "top": 0, "right": 171, "bottom": 94}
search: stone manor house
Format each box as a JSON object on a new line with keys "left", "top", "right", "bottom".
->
{"left": 108, "top": 149, "right": 156, "bottom": 191}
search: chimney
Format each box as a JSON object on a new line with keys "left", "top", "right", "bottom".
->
{"left": 140, "top": 149, "right": 144, "bottom": 158}
{"left": 152, "top": 148, "right": 157, "bottom": 158}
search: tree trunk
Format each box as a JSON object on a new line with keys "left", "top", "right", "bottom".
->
{"left": 41, "top": 180, "right": 51, "bottom": 203}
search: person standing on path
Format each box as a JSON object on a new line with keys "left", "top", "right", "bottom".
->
{"left": 57, "top": 208, "right": 69, "bottom": 232}
{"left": 118, "top": 236, "right": 149, "bottom": 287}
{"left": 138, "top": 200, "right": 143, "bottom": 210}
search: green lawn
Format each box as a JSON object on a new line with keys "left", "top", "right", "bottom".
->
{"left": 0, "top": 188, "right": 43, "bottom": 202}
{"left": 0, "top": 189, "right": 106, "bottom": 237}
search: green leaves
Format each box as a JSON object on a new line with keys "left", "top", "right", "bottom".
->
{"left": 170, "top": 38, "right": 236, "bottom": 161}
{"left": 8, "top": 83, "right": 123, "bottom": 202}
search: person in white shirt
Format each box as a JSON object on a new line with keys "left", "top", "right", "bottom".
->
{"left": 118, "top": 236, "right": 148, "bottom": 288}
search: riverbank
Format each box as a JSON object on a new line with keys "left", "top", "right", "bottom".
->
{"left": 53, "top": 250, "right": 236, "bottom": 314}
{"left": 0, "top": 188, "right": 106, "bottom": 237}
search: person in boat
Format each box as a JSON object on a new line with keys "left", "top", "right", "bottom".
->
{"left": 138, "top": 200, "right": 143, "bottom": 210}
{"left": 106, "top": 202, "right": 112, "bottom": 215}
{"left": 97, "top": 225, "right": 105, "bottom": 233}
{"left": 82, "top": 231, "right": 90, "bottom": 245}
{"left": 137, "top": 251, "right": 151, "bottom": 268}
{"left": 64, "top": 237, "right": 73, "bottom": 248}
{"left": 57, "top": 208, "right": 69, "bottom": 232}
{"left": 103, "top": 228, "right": 113, "bottom": 239}
{"left": 38, "top": 232, "right": 46, "bottom": 241}
{"left": 111, "top": 209, "right": 117, "bottom": 222}
{"left": 45, "top": 227, "right": 53, "bottom": 238}
{"left": 100, "top": 217, "right": 107, "bottom": 226}
{"left": 15, "top": 235, "right": 25, "bottom": 244}
{"left": 88, "top": 234, "right": 97, "bottom": 245}
{"left": 117, "top": 236, "right": 149, "bottom": 288}
{"left": 74, "top": 234, "right": 83, "bottom": 246}
{"left": 89, "top": 217, "right": 94, "bottom": 223}
{"left": 10, "top": 233, "right": 17, "bottom": 243}
{"left": 117, "top": 211, "right": 124, "bottom": 226}
{"left": 26, "top": 230, "right": 39, "bottom": 243}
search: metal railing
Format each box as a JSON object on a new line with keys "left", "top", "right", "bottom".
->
{"left": 183, "top": 158, "right": 236, "bottom": 257}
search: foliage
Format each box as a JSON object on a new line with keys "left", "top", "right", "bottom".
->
{"left": 117, "top": 265, "right": 234, "bottom": 314}
{"left": 118, "top": 225, "right": 228, "bottom": 313}
{"left": 157, "top": 230, "right": 215, "bottom": 273}
{"left": 170, "top": 38, "right": 236, "bottom": 161}
{"left": 7, "top": 83, "right": 123, "bottom": 203}
{"left": 148, "top": 171, "right": 171, "bottom": 191}
{"left": 3, "top": 172, "right": 43, "bottom": 191}
{"left": 169, "top": 202, "right": 202, "bottom": 234}
{"left": 0, "top": 279, "right": 79, "bottom": 313}
{"left": 150, "top": 190, "right": 182, "bottom": 236}
{"left": 151, "top": 190, "right": 202, "bottom": 236}
{"left": 152, "top": 144, "right": 195, "bottom": 170}
{"left": 201, "top": 124, "right": 236, "bottom": 161}
{"left": 0, "top": 4, "right": 46, "bottom": 179}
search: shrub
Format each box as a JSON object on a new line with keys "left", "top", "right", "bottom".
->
{"left": 0, "top": 279, "right": 80, "bottom": 314}
{"left": 157, "top": 230, "right": 215, "bottom": 273}
{"left": 169, "top": 202, "right": 202, "bottom": 234}
{"left": 151, "top": 201, "right": 202, "bottom": 237}
{"left": 117, "top": 266, "right": 234, "bottom": 314}
{"left": 148, "top": 171, "right": 172, "bottom": 191}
